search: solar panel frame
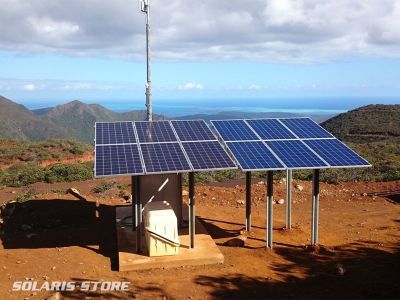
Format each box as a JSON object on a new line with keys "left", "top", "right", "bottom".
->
{"left": 95, "top": 144, "right": 145, "bottom": 177}
{"left": 140, "top": 142, "right": 192, "bottom": 174}
{"left": 182, "top": 141, "right": 237, "bottom": 171}
{"left": 246, "top": 119, "right": 297, "bottom": 140}
{"left": 279, "top": 117, "right": 334, "bottom": 139}
{"left": 226, "top": 141, "right": 286, "bottom": 171}
{"left": 211, "top": 119, "right": 260, "bottom": 141}
{"left": 266, "top": 140, "right": 330, "bottom": 170}
{"left": 95, "top": 121, "right": 136, "bottom": 145}
{"left": 304, "top": 138, "right": 371, "bottom": 168}
{"left": 171, "top": 120, "right": 217, "bottom": 142}
{"left": 135, "top": 120, "right": 178, "bottom": 143}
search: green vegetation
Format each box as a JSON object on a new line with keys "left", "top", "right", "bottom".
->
{"left": 92, "top": 180, "right": 116, "bottom": 193}
{"left": 0, "top": 162, "right": 93, "bottom": 187}
{"left": 45, "top": 163, "right": 93, "bottom": 183}
{"left": 0, "top": 139, "right": 90, "bottom": 164}
{"left": 12, "top": 188, "right": 37, "bottom": 203}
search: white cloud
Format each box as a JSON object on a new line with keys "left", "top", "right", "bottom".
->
{"left": 22, "top": 84, "right": 38, "bottom": 91}
{"left": 248, "top": 84, "right": 262, "bottom": 90}
{"left": 0, "top": 0, "right": 399, "bottom": 62}
{"left": 178, "top": 82, "right": 204, "bottom": 90}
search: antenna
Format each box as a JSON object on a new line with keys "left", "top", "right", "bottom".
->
{"left": 139, "top": 0, "right": 152, "bottom": 121}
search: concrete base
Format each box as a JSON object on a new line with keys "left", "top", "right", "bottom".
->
{"left": 116, "top": 206, "right": 224, "bottom": 271}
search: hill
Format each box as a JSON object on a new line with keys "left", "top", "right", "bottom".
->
{"left": 322, "top": 104, "right": 400, "bottom": 142}
{"left": 0, "top": 96, "right": 167, "bottom": 142}
{"left": 0, "top": 96, "right": 68, "bottom": 141}
{"left": 321, "top": 104, "right": 400, "bottom": 182}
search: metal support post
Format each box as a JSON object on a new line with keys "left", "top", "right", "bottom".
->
{"left": 245, "top": 171, "right": 252, "bottom": 231}
{"left": 311, "top": 169, "right": 320, "bottom": 245}
{"left": 188, "top": 172, "right": 195, "bottom": 248}
{"left": 286, "top": 169, "right": 292, "bottom": 229}
{"left": 132, "top": 176, "right": 142, "bottom": 253}
{"left": 266, "top": 171, "right": 274, "bottom": 248}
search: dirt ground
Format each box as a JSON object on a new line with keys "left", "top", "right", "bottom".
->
{"left": 0, "top": 178, "right": 399, "bottom": 299}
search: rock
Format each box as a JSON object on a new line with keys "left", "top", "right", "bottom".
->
{"left": 362, "top": 193, "right": 368, "bottom": 197}
{"left": 182, "top": 190, "right": 189, "bottom": 196}
{"left": 51, "top": 266, "right": 56, "bottom": 271}
{"left": 277, "top": 198, "right": 285, "bottom": 205}
{"left": 43, "top": 275, "right": 49, "bottom": 280}
{"left": 16, "top": 260, "right": 22, "bottom": 264}
{"left": 2, "top": 266, "right": 6, "bottom": 270}
{"left": 223, "top": 236, "right": 247, "bottom": 247}
{"left": 211, "top": 197, "right": 216, "bottom": 200}
{"left": 336, "top": 263, "right": 346, "bottom": 276}
{"left": 46, "top": 292, "right": 61, "bottom": 300}
{"left": 257, "top": 181, "right": 264, "bottom": 185}
{"left": 25, "top": 277, "right": 34, "bottom": 281}
{"left": 236, "top": 200, "right": 245, "bottom": 205}
{"left": 295, "top": 184, "right": 304, "bottom": 192}
{"left": 11, "top": 191, "right": 16, "bottom": 194}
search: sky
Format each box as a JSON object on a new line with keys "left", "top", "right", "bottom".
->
{"left": 0, "top": 0, "right": 400, "bottom": 105}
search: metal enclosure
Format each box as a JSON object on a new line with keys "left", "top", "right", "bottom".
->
{"left": 138, "top": 173, "right": 183, "bottom": 225}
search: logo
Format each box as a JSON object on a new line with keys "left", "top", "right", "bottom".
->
{"left": 12, "top": 281, "right": 130, "bottom": 292}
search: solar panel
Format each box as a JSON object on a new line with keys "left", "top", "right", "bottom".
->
{"left": 95, "top": 122, "right": 136, "bottom": 145}
{"left": 226, "top": 141, "right": 285, "bottom": 171}
{"left": 135, "top": 121, "right": 177, "bottom": 143}
{"left": 140, "top": 142, "right": 191, "bottom": 173}
{"left": 95, "top": 144, "right": 144, "bottom": 176}
{"left": 247, "top": 119, "right": 296, "bottom": 140}
{"left": 279, "top": 118, "right": 333, "bottom": 139}
{"left": 182, "top": 141, "right": 236, "bottom": 171}
{"left": 266, "top": 140, "right": 328, "bottom": 169}
{"left": 211, "top": 120, "right": 259, "bottom": 141}
{"left": 304, "top": 139, "right": 370, "bottom": 167}
{"left": 171, "top": 120, "right": 216, "bottom": 141}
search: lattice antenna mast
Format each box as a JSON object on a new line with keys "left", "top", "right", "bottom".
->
{"left": 140, "top": 0, "right": 152, "bottom": 121}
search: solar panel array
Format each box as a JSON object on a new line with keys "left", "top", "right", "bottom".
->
{"left": 211, "top": 118, "right": 370, "bottom": 171}
{"left": 94, "top": 120, "right": 236, "bottom": 177}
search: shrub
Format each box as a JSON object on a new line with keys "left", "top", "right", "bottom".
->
{"left": 45, "top": 162, "right": 93, "bottom": 183}
{"left": 92, "top": 180, "right": 116, "bottom": 193}
{"left": 13, "top": 188, "right": 37, "bottom": 203}
{"left": 4, "top": 164, "right": 46, "bottom": 187}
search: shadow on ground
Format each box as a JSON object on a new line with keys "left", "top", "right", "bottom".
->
{"left": 0, "top": 198, "right": 119, "bottom": 270}
{"left": 195, "top": 241, "right": 400, "bottom": 299}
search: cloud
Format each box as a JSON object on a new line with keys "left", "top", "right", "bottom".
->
{"left": 22, "top": 84, "right": 38, "bottom": 91}
{"left": 0, "top": 0, "right": 399, "bottom": 62}
{"left": 178, "top": 82, "right": 204, "bottom": 90}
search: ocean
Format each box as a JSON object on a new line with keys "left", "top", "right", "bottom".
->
{"left": 25, "top": 97, "right": 399, "bottom": 117}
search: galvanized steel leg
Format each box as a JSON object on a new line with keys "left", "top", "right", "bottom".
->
{"left": 286, "top": 169, "right": 292, "bottom": 229}
{"left": 189, "top": 172, "right": 195, "bottom": 248}
{"left": 311, "top": 169, "right": 320, "bottom": 245}
{"left": 245, "top": 171, "right": 252, "bottom": 232}
{"left": 266, "top": 171, "right": 274, "bottom": 248}
{"left": 132, "top": 176, "right": 142, "bottom": 253}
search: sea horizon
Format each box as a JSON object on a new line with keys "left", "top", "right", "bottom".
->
{"left": 20, "top": 97, "right": 400, "bottom": 117}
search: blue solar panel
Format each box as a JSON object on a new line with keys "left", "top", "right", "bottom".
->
{"left": 182, "top": 141, "right": 236, "bottom": 171}
{"left": 279, "top": 118, "right": 333, "bottom": 139}
{"left": 226, "top": 141, "right": 285, "bottom": 170}
{"left": 135, "top": 121, "right": 177, "bottom": 143}
{"left": 95, "top": 122, "right": 136, "bottom": 144}
{"left": 304, "top": 139, "right": 370, "bottom": 167}
{"left": 95, "top": 144, "right": 143, "bottom": 176}
{"left": 266, "top": 140, "right": 328, "bottom": 169}
{"left": 171, "top": 120, "right": 216, "bottom": 141}
{"left": 247, "top": 119, "right": 296, "bottom": 140}
{"left": 211, "top": 120, "right": 259, "bottom": 141}
{"left": 140, "top": 142, "right": 191, "bottom": 173}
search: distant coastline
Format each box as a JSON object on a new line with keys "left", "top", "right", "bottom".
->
{"left": 22, "top": 97, "right": 399, "bottom": 117}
